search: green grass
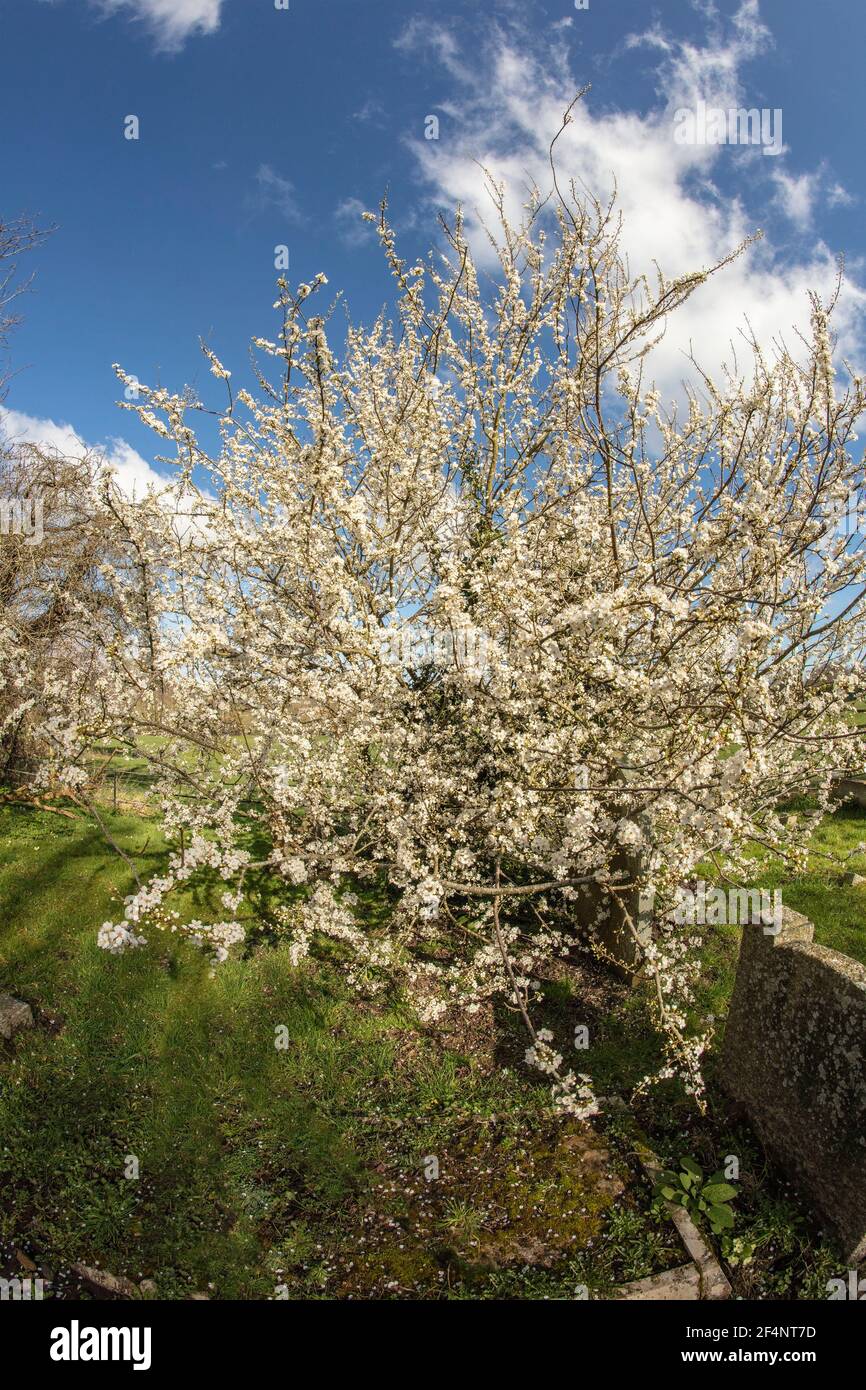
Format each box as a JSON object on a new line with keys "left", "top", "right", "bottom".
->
{"left": 2, "top": 796, "right": 864, "bottom": 1299}
{"left": 0, "top": 803, "right": 667, "bottom": 1299}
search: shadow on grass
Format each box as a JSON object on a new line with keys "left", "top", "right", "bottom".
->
{"left": 0, "top": 808, "right": 406, "bottom": 1295}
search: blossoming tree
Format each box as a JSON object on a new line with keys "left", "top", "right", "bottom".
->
{"left": 20, "top": 151, "right": 866, "bottom": 1111}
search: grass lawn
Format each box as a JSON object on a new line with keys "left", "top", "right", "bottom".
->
{"left": 0, "top": 804, "right": 681, "bottom": 1299}
{"left": 1, "top": 795, "right": 863, "bottom": 1300}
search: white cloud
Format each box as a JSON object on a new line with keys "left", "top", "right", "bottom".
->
{"left": 771, "top": 169, "right": 819, "bottom": 227}
{"left": 829, "top": 182, "right": 856, "bottom": 210}
{"left": 253, "top": 164, "right": 302, "bottom": 223}
{"left": 335, "top": 197, "right": 375, "bottom": 248}
{"left": 394, "top": 17, "right": 473, "bottom": 84}
{"left": 91, "top": 0, "right": 222, "bottom": 52}
{"left": 0, "top": 405, "right": 169, "bottom": 499}
{"left": 353, "top": 97, "right": 386, "bottom": 126}
{"left": 395, "top": 1, "right": 866, "bottom": 396}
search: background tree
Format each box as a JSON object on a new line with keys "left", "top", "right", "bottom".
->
{"left": 0, "top": 214, "right": 132, "bottom": 809}
{"left": 0, "top": 215, "right": 51, "bottom": 402}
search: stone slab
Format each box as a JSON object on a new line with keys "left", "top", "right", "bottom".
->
{"left": 0, "top": 994, "right": 34, "bottom": 1040}
{"left": 720, "top": 908, "right": 866, "bottom": 1263}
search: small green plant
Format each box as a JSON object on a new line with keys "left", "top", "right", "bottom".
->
{"left": 719, "top": 1233, "right": 756, "bottom": 1267}
{"left": 654, "top": 1157, "right": 738, "bottom": 1238}
{"left": 440, "top": 1198, "right": 485, "bottom": 1242}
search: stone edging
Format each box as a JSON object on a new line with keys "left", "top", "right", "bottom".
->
{"left": 602, "top": 1098, "right": 731, "bottom": 1301}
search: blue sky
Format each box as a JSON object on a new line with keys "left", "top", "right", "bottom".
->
{"left": 2, "top": 0, "right": 866, "bottom": 490}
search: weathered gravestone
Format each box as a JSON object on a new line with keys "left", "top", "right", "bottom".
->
{"left": 832, "top": 775, "right": 866, "bottom": 808}
{"left": 720, "top": 907, "right": 866, "bottom": 1262}
{"left": 0, "top": 993, "right": 33, "bottom": 1040}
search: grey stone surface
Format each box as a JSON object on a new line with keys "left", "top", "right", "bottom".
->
{"left": 72, "top": 1263, "right": 139, "bottom": 1299}
{"left": 0, "top": 993, "right": 34, "bottom": 1040}
{"left": 833, "top": 777, "right": 866, "bottom": 808}
{"left": 612, "top": 1264, "right": 702, "bottom": 1300}
{"left": 720, "top": 907, "right": 866, "bottom": 1263}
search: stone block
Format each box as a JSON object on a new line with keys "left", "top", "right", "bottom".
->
{"left": 0, "top": 994, "right": 34, "bottom": 1040}
{"left": 720, "top": 907, "right": 866, "bottom": 1263}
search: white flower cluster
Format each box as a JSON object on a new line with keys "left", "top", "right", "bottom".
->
{"left": 97, "top": 920, "right": 147, "bottom": 954}
{"left": 525, "top": 1032, "right": 598, "bottom": 1119}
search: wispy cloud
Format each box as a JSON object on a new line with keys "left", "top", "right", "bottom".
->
{"left": 335, "top": 197, "right": 375, "bottom": 248}
{"left": 770, "top": 169, "right": 817, "bottom": 228}
{"left": 771, "top": 166, "right": 855, "bottom": 228}
{"left": 90, "top": 0, "right": 223, "bottom": 53}
{"left": 252, "top": 164, "right": 303, "bottom": 223}
{"left": 395, "top": 0, "right": 866, "bottom": 394}
{"left": 393, "top": 17, "right": 473, "bottom": 84}
{"left": 353, "top": 96, "right": 387, "bottom": 127}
